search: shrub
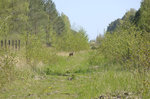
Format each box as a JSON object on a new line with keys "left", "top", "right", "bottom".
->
{"left": 0, "top": 50, "right": 16, "bottom": 89}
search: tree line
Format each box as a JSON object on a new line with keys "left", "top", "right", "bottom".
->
{"left": 0, "top": 0, "right": 89, "bottom": 52}
{"left": 94, "top": 0, "right": 150, "bottom": 70}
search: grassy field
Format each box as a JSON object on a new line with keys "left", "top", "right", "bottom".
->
{"left": 0, "top": 50, "right": 149, "bottom": 99}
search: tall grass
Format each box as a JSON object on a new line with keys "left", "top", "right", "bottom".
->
{"left": 0, "top": 50, "right": 16, "bottom": 89}
{"left": 88, "top": 50, "right": 150, "bottom": 98}
{"left": 0, "top": 45, "right": 149, "bottom": 99}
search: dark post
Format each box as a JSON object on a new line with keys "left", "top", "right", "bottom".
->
{"left": 15, "top": 40, "right": 17, "bottom": 50}
{"left": 12, "top": 40, "right": 14, "bottom": 49}
{"left": 18, "top": 40, "right": 20, "bottom": 50}
{"left": 8, "top": 40, "right": 11, "bottom": 48}
{"left": 1, "top": 40, "right": 3, "bottom": 48}
{"left": 5, "top": 39, "right": 7, "bottom": 49}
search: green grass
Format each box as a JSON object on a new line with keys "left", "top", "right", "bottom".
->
{"left": 0, "top": 50, "right": 149, "bottom": 99}
{"left": 45, "top": 51, "right": 90, "bottom": 75}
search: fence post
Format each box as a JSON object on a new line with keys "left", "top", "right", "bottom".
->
{"left": 8, "top": 40, "right": 11, "bottom": 48}
{"left": 0, "top": 40, "right": 21, "bottom": 50}
{"left": 15, "top": 40, "right": 17, "bottom": 50}
{"left": 1, "top": 40, "right": 3, "bottom": 48}
{"left": 5, "top": 39, "right": 7, "bottom": 49}
{"left": 12, "top": 40, "right": 14, "bottom": 49}
{"left": 18, "top": 40, "right": 20, "bottom": 50}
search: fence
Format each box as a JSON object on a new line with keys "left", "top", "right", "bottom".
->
{"left": 0, "top": 40, "right": 20, "bottom": 50}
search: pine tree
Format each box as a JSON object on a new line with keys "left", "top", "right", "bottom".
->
{"left": 29, "top": 0, "right": 48, "bottom": 35}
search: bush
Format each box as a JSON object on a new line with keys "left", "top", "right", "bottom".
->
{"left": 0, "top": 50, "right": 16, "bottom": 89}
{"left": 92, "top": 21, "right": 150, "bottom": 71}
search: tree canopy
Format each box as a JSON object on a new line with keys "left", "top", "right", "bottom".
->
{"left": 0, "top": 0, "right": 89, "bottom": 51}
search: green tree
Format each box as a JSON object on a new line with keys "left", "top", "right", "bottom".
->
{"left": 134, "top": 0, "right": 150, "bottom": 32}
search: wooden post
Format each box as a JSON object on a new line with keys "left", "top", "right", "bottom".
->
{"left": 12, "top": 40, "right": 14, "bottom": 49}
{"left": 1, "top": 40, "right": 3, "bottom": 48}
{"left": 15, "top": 40, "right": 17, "bottom": 50}
{"left": 18, "top": 40, "right": 20, "bottom": 50}
{"left": 5, "top": 39, "right": 7, "bottom": 49}
{"left": 8, "top": 40, "right": 11, "bottom": 48}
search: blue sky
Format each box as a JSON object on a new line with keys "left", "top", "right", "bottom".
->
{"left": 53, "top": 0, "right": 141, "bottom": 40}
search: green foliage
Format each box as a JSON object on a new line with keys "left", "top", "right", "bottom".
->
{"left": 51, "top": 16, "right": 89, "bottom": 52}
{"left": 91, "top": 2, "right": 150, "bottom": 97}
{"left": 134, "top": 0, "right": 150, "bottom": 32}
{"left": 107, "top": 8, "right": 136, "bottom": 33}
{"left": 0, "top": 0, "right": 89, "bottom": 52}
{"left": 96, "top": 21, "right": 150, "bottom": 70}
{"left": 0, "top": 51, "right": 16, "bottom": 89}
{"left": 94, "top": 1, "right": 150, "bottom": 71}
{"left": 45, "top": 51, "right": 90, "bottom": 76}
{"left": 88, "top": 51, "right": 108, "bottom": 66}
{"left": 25, "top": 34, "right": 58, "bottom": 68}
{"left": 0, "top": 0, "right": 149, "bottom": 98}
{"left": 0, "top": 51, "right": 149, "bottom": 99}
